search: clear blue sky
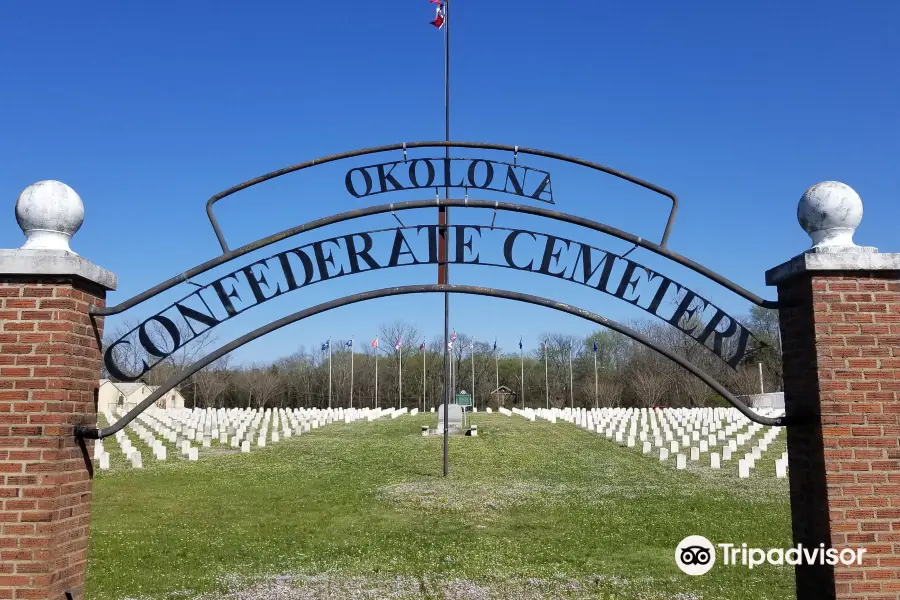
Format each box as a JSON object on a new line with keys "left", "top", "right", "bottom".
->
{"left": 2, "top": 1, "right": 898, "bottom": 365}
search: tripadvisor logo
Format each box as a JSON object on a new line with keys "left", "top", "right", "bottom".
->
{"left": 675, "top": 536, "right": 867, "bottom": 576}
{"left": 675, "top": 536, "right": 716, "bottom": 576}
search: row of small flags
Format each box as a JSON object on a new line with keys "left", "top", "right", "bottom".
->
{"left": 322, "top": 336, "right": 603, "bottom": 353}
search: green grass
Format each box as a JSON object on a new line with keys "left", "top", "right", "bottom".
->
{"left": 86, "top": 414, "right": 794, "bottom": 599}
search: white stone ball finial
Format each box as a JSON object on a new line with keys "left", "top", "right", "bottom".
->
{"left": 797, "top": 181, "right": 862, "bottom": 250}
{"left": 15, "top": 181, "right": 84, "bottom": 253}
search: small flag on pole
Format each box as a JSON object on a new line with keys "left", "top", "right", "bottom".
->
{"left": 493, "top": 338, "right": 497, "bottom": 352}
{"left": 321, "top": 340, "right": 330, "bottom": 351}
{"left": 372, "top": 337, "right": 379, "bottom": 348}
{"left": 593, "top": 341, "right": 598, "bottom": 353}
{"left": 346, "top": 339, "right": 353, "bottom": 348}
{"left": 395, "top": 337, "right": 403, "bottom": 350}
{"left": 518, "top": 337, "right": 523, "bottom": 350}
{"left": 429, "top": 0, "right": 445, "bottom": 29}
{"left": 420, "top": 341, "right": 426, "bottom": 351}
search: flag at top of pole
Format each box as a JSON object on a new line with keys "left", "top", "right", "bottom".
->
{"left": 346, "top": 339, "right": 353, "bottom": 348}
{"left": 429, "top": 0, "right": 445, "bottom": 29}
{"left": 493, "top": 338, "right": 497, "bottom": 352}
{"left": 395, "top": 337, "right": 403, "bottom": 350}
{"left": 321, "top": 340, "right": 329, "bottom": 351}
{"left": 420, "top": 341, "right": 426, "bottom": 351}
{"left": 372, "top": 337, "right": 379, "bottom": 348}
{"left": 519, "top": 337, "right": 523, "bottom": 350}
{"left": 593, "top": 341, "right": 598, "bottom": 353}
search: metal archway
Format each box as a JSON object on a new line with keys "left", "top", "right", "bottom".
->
{"left": 77, "top": 283, "right": 788, "bottom": 442}
{"left": 203, "top": 141, "right": 681, "bottom": 251}
{"left": 91, "top": 198, "right": 778, "bottom": 318}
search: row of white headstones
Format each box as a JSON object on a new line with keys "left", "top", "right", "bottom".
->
{"left": 94, "top": 405, "right": 417, "bottom": 470}
{"left": 498, "top": 405, "right": 788, "bottom": 479}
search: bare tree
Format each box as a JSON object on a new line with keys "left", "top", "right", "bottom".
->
{"left": 194, "top": 357, "right": 231, "bottom": 408}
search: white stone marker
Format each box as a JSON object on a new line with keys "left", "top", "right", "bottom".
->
{"left": 676, "top": 454, "right": 687, "bottom": 470}
{"left": 690, "top": 447, "right": 700, "bottom": 461}
{"left": 99, "top": 453, "right": 110, "bottom": 470}
{"left": 738, "top": 460, "right": 750, "bottom": 479}
{"left": 659, "top": 448, "right": 669, "bottom": 461}
{"left": 710, "top": 452, "right": 721, "bottom": 469}
{"left": 203, "top": 436, "right": 211, "bottom": 448}
{"left": 188, "top": 447, "right": 199, "bottom": 461}
{"left": 130, "top": 452, "right": 143, "bottom": 469}
{"left": 241, "top": 440, "right": 251, "bottom": 453}
{"left": 642, "top": 441, "right": 652, "bottom": 454}
{"left": 776, "top": 460, "right": 787, "bottom": 479}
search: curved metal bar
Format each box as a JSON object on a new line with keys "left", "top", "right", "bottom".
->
{"left": 204, "top": 141, "right": 680, "bottom": 251}
{"left": 77, "top": 284, "right": 788, "bottom": 441}
{"left": 91, "top": 199, "right": 777, "bottom": 317}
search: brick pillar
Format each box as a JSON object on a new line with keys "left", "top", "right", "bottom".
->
{"left": 1, "top": 181, "right": 116, "bottom": 600}
{"left": 0, "top": 271, "right": 114, "bottom": 600}
{"left": 768, "top": 181, "right": 900, "bottom": 600}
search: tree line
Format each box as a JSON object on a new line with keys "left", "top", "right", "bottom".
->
{"left": 103, "top": 306, "right": 782, "bottom": 411}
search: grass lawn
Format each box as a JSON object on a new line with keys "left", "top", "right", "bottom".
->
{"left": 86, "top": 413, "right": 794, "bottom": 599}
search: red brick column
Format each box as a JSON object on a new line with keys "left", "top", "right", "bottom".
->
{"left": 773, "top": 269, "right": 900, "bottom": 599}
{"left": 0, "top": 277, "right": 107, "bottom": 600}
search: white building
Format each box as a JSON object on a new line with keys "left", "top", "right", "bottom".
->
{"left": 98, "top": 379, "right": 186, "bottom": 413}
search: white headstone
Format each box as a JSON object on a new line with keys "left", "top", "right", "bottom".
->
{"left": 436, "top": 404, "right": 464, "bottom": 432}
{"left": 776, "top": 460, "right": 787, "bottom": 479}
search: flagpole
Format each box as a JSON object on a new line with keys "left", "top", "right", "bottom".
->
{"left": 494, "top": 340, "right": 499, "bottom": 392}
{"left": 594, "top": 349, "right": 598, "bottom": 408}
{"left": 350, "top": 339, "right": 354, "bottom": 409}
{"left": 375, "top": 342, "right": 379, "bottom": 408}
{"left": 440, "top": 0, "right": 451, "bottom": 478}
{"left": 328, "top": 339, "right": 332, "bottom": 410}
{"left": 569, "top": 349, "right": 573, "bottom": 410}
{"left": 398, "top": 343, "right": 403, "bottom": 410}
{"left": 422, "top": 344, "right": 426, "bottom": 411}
{"left": 544, "top": 343, "right": 549, "bottom": 410}
{"left": 471, "top": 344, "right": 475, "bottom": 410}
{"left": 520, "top": 340, "right": 524, "bottom": 410}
